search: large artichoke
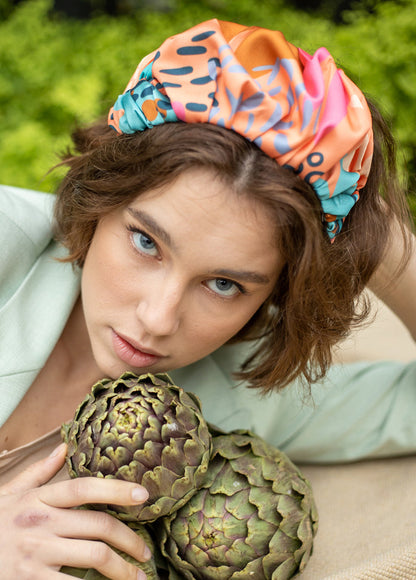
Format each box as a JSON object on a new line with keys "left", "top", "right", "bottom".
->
{"left": 62, "top": 371, "right": 212, "bottom": 523}
{"left": 155, "top": 430, "right": 318, "bottom": 580}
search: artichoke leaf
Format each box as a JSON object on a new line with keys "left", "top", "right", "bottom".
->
{"left": 248, "top": 485, "right": 281, "bottom": 525}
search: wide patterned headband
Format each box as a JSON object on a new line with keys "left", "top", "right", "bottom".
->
{"left": 108, "top": 19, "right": 374, "bottom": 239}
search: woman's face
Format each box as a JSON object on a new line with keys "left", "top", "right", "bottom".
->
{"left": 81, "top": 168, "right": 282, "bottom": 378}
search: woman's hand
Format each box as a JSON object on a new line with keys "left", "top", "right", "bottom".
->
{"left": 0, "top": 443, "right": 150, "bottom": 579}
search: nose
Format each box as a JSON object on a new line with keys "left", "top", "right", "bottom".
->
{"left": 135, "top": 278, "right": 183, "bottom": 337}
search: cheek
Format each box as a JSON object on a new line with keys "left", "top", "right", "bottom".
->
{"left": 219, "top": 290, "right": 272, "bottom": 340}
{"left": 195, "top": 295, "right": 268, "bottom": 346}
{"left": 186, "top": 311, "right": 254, "bottom": 361}
{"left": 82, "top": 227, "right": 128, "bottom": 299}
{"left": 82, "top": 261, "right": 131, "bottom": 315}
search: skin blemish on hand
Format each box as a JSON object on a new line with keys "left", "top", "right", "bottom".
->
{"left": 14, "top": 510, "right": 50, "bottom": 528}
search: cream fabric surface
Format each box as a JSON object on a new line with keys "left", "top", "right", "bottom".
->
{"left": 300, "top": 457, "right": 416, "bottom": 578}
{"left": 324, "top": 542, "right": 416, "bottom": 580}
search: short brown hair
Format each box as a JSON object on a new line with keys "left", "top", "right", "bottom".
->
{"left": 54, "top": 102, "right": 412, "bottom": 393}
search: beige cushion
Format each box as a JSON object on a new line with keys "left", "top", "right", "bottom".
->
{"left": 301, "top": 457, "right": 416, "bottom": 578}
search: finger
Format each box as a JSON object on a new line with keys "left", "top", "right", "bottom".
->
{"left": 0, "top": 443, "right": 67, "bottom": 495}
{"left": 55, "top": 508, "right": 152, "bottom": 563}
{"left": 12, "top": 564, "right": 63, "bottom": 580}
{"left": 48, "top": 537, "right": 147, "bottom": 580}
{"left": 38, "top": 477, "right": 149, "bottom": 509}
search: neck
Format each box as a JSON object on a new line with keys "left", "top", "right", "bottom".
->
{"left": 57, "top": 296, "right": 103, "bottom": 385}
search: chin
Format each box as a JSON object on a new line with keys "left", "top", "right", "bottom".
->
{"left": 101, "top": 363, "right": 158, "bottom": 380}
{"left": 92, "top": 357, "right": 125, "bottom": 381}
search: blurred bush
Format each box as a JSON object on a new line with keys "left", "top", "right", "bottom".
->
{"left": 284, "top": 0, "right": 379, "bottom": 23}
{"left": 0, "top": 0, "right": 415, "bottom": 215}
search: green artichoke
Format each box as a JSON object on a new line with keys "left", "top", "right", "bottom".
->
{"left": 62, "top": 372, "right": 212, "bottom": 523}
{"left": 155, "top": 430, "right": 318, "bottom": 580}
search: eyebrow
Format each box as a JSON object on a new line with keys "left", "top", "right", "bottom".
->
{"left": 211, "top": 269, "right": 271, "bottom": 285}
{"left": 127, "top": 207, "right": 175, "bottom": 250}
{"left": 126, "top": 207, "right": 271, "bottom": 286}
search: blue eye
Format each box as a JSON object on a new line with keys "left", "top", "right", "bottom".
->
{"left": 130, "top": 229, "right": 158, "bottom": 256}
{"left": 206, "top": 278, "right": 240, "bottom": 297}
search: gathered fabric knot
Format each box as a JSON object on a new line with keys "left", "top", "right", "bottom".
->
{"left": 109, "top": 62, "right": 178, "bottom": 133}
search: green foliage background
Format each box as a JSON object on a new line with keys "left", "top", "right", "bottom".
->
{"left": 0, "top": 0, "right": 415, "bottom": 215}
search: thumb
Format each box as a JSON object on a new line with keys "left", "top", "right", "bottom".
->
{"left": 0, "top": 442, "right": 67, "bottom": 495}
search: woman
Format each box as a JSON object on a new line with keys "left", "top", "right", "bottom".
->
{"left": 0, "top": 19, "right": 415, "bottom": 579}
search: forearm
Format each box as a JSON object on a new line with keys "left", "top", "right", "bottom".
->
{"left": 367, "top": 219, "right": 416, "bottom": 341}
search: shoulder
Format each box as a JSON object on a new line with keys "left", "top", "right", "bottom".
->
{"left": 0, "top": 185, "right": 55, "bottom": 247}
{"left": 0, "top": 185, "right": 57, "bottom": 307}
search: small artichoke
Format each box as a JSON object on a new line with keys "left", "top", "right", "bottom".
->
{"left": 62, "top": 371, "right": 212, "bottom": 523}
{"left": 155, "top": 430, "right": 318, "bottom": 580}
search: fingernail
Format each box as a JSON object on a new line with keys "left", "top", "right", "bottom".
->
{"left": 143, "top": 544, "right": 152, "bottom": 561}
{"left": 49, "top": 443, "right": 66, "bottom": 458}
{"left": 137, "top": 569, "right": 147, "bottom": 580}
{"left": 131, "top": 486, "right": 149, "bottom": 502}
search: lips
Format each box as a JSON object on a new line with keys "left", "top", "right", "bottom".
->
{"left": 111, "top": 330, "right": 164, "bottom": 368}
